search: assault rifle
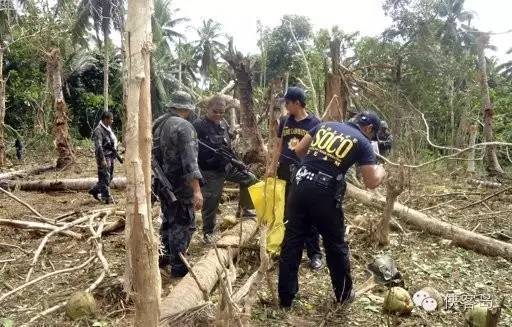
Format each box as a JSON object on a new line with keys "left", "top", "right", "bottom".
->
{"left": 198, "top": 139, "right": 248, "bottom": 172}
{"left": 105, "top": 143, "right": 124, "bottom": 164}
{"left": 151, "top": 160, "right": 178, "bottom": 203}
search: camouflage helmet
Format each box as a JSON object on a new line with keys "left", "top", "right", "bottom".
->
{"left": 167, "top": 91, "right": 195, "bottom": 111}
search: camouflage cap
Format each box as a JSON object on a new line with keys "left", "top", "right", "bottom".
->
{"left": 167, "top": 91, "right": 195, "bottom": 111}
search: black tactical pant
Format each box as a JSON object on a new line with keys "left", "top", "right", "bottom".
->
{"left": 277, "top": 163, "right": 322, "bottom": 261}
{"left": 160, "top": 198, "right": 196, "bottom": 277}
{"left": 90, "top": 157, "right": 115, "bottom": 198}
{"left": 201, "top": 164, "right": 256, "bottom": 236}
{"left": 278, "top": 178, "right": 352, "bottom": 307}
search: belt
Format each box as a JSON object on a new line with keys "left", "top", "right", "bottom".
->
{"left": 295, "top": 166, "right": 336, "bottom": 189}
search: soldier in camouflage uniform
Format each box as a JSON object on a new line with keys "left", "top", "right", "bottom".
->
{"left": 153, "top": 91, "right": 203, "bottom": 277}
{"left": 89, "top": 111, "right": 118, "bottom": 204}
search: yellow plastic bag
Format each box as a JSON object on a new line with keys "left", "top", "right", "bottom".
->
{"left": 248, "top": 178, "right": 286, "bottom": 254}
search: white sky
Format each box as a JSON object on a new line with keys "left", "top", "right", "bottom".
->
{"left": 173, "top": 0, "right": 512, "bottom": 62}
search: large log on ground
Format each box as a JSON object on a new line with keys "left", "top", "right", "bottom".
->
{"left": 159, "top": 219, "right": 259, "bottom": 325}
{"left": 0, "top": 164, "right": 55, "bottom": 180}
{"left": 0, "top": 177, "right": 126, "bottom": 191}
{"left": 346, "top": 183, "right": 512, "bottom": 261}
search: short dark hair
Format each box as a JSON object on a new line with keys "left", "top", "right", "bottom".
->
{"left": 101, "top": 111, "right": 113, "bottom": 121}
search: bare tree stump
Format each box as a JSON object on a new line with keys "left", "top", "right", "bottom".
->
{"left": 373, "top": 167, "right": 405, "bottom": 246}
{"left": 47, "top": 48, "right": 75, "bottom": 168}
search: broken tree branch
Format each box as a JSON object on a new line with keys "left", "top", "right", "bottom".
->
{"left": 284, "top": 19, "right": 318, "bottom": 116}
{"left": 455, "top": 186, "right": 512, "bottom": 211}
{"left": 0, "top": 256, "right": 96, "bottom": 303}
{"left": 0, "top": 186, "right": 53, "bottom": 224}
{"left": 0, "top": 163, "right": 54, "bottom": 180}
{"left": 380, "top": 142, "right": 512, "bottom": 169}
{"left": 26, "top": 212, "right": 105, "bottom": 282}
{"left": 159, "top": 219, "right": 258, "bottom": 325}
{"left": 346, "top": 183, "right": 512, "bottom": 261}
{"left": 0, "top": 219, "right": 82, "bottom": 238}
{"left": 178, "top": 252, "right": 209, "bottom": 302}
{"left": 0, "top": 242, "right": 31, "bottom": 254}
{"left": 0, "top": 177, "right": 127, "bottom": 192}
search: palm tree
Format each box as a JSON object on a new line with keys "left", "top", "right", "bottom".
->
{"left": 437, "top": 0, "right": 474, "bottom": 51}
{"left": 497, "top": 48, "right": 512, "bottom": 80}
{"left": 151, "top": 0, "right": 192, "bottom": 115}
{"left": 71, "top": 0, "right": 124, "bottom": 112}
{"left": 195, "top": 18, "right": 226, "bottom": 80}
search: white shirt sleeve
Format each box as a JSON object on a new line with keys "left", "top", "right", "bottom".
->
{"left": 371, "top": 141, "right": 380, "bottom": 155}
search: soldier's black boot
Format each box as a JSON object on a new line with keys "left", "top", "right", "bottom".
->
{"left": 88, "top": 188, "right": 101, "bottom": 202}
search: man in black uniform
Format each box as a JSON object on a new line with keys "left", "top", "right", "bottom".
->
{"left": 278, "top": 111, "right": 386, "bottom": 308}
{"left": 89, "top": 111, "right": 118, "bottom": 204}
{"left": 193, "top": 95, "right": 257, "bottom": 244}
{"left": 267, "top": 87, "right": 323, "bottom": 270}
{"left": 377, "top": 120, "right": 393, "bottom": 157}
{"left": 153, "top": 91, "right": 203, "bottom": 277}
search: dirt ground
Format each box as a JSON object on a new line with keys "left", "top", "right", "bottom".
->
{"left": 0, "top": 147, "right": 511, "bottom": 326}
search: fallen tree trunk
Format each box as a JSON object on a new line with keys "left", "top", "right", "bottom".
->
{"left": 0, "top": 164, "right": 55, "bottom": 180}
{"left": 0, "top": 177, "right": 126, "bottom": 191}
{"left": 346, "top": 183, "right": 512, "bottom": 261}
{"left": 159, "top": 219, "right": 259, "bottom": 325}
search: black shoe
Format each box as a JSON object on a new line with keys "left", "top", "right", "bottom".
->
{"left": 104, "top": 196, "right": 113, "bottom": 204}
{"left": 89, "top": 189, "right": 101, "bottom": 202}
{"left": 279, "top": 298, "right": 293, "bottom": 310}
{"left": 159, "top": 256, "right": 170, "bottom": 268}
{"left": 336, "top": 290, "right": 356, "bottom": 306}
{"left": 309, "top": 257, "right": 323, "bottom": 270}
{"left": 239, "top": 209, "right": 257, "bottom": 218}
{"left": 171, "top": 267, "right": 188, "bottom": 278}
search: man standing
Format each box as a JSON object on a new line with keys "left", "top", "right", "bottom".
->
{"left": 278, "top": 111, "right": 386, "bottom": 308}
{"left": 267, "top": 86, "right": 323, "bottom": 270}
{"left": 153, "top": 91, "right": 203, "bottom": 278}
{"left": 193, "top": 95, "right": 257, "bottom": 244}
{"left": 377, "top": 121, "right": 393, "bottom": 157}
{"left": 89, "top": 111, "right": 118, "bottom": 204}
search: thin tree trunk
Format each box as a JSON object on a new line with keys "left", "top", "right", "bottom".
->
{"left": 449, "top": 79, "right": 455, "bottom": 146}
{"left": 47, "top": 48, "right": 75, "bottom": 168}
{"left": 124, "top": 0, "right": 160, "bottom": 323}
{"left": 324, "top": 73, "right": 343, "bottom": 120}
{"left": 0, "top": 46, "right": 5, "bottom": 167}
{"left": 467, "top": 124, "right": 478, "bottom": 173}
{"left": 476, "top": 34, "right": 503, "bottom": 176}
{"left": 178, "top": 41, "right": 182, "bottom": 88}
{"left": 284, "top": 71, "right": 289, "bottom": 93}
{"left": 103, "top": 27, "right": 110, "bottom": 112}
{"left": 119, "top": 11, "right": 127, "bottom": 145}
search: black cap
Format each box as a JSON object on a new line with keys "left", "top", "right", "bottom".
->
{"left": 284, "top": 87, "right": 306, "bottom": 106}
{"left": 354, "top": 111, "right": 381, "bottom": 140}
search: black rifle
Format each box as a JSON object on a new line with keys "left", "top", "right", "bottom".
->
{"left": 105, "top": 143, "right": 124, "bottom": 164}
{"left": 198, "top": 139, "right": 248, "bottom": 172}
{"left": 151, "top": 160, "right": 178, "bottom": 203}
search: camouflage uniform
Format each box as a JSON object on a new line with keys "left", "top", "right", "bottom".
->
{"left": 193, "top": 117, "right": 256, "bottom": 238}
{"left": 153, "top": 92, "right": 202, "bottom": 277}
{"left": 89, "top": 123, "right": 117, "bottom": 201}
